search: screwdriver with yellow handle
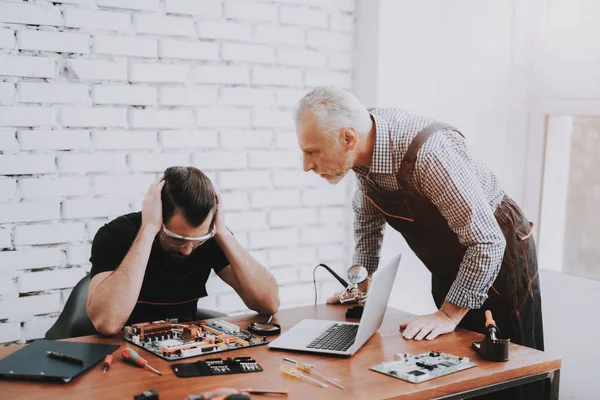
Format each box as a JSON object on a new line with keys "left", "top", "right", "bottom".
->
{"left": 282, "top": 355, "right": 344, "bottom": 389}
{"left": 121, "top": 347, "right": 162, "bottom": 376}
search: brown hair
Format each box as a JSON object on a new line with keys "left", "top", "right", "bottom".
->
{"left": 161, "top": 166, "right": 216, "bottom": 227}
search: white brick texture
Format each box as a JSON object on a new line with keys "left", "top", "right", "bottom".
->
{"left": 93, "top": 35, "right": 157, "bottom": 58}
{"left": 0, "top": 106, "right": 55, "bottom": 127}
{"left": 159, "top": 87, "right": 218, "bottom": 106}
{"left": 92, "top": 85, "right": 157, "bottom": 106}
{"left": 197, "top": 21, "right": 252, "bottom": 41}
{"left": 62, "top": 198, "right": 130, "bottom": 219}
{"left": 251, "top": 189, "right": 300, "bottom": 208}
{"left": 0, "top": 154, "right": 55, "bottom": 175}
{"left": 159, "top": 130, "right": 218, "bottom": 149}
{"left": 129, "top": 63, "right": 190, "bottom": 83}
{"left": 0, "top": 248, "right": 63, "bottom": 274}
{"left": 94, "top": 174, "right": 154, "bottom": 195}
{"left": 0, "top": 3, "right": 61, "bottom": 26}
{"left": 97, "top": 0, "right": 160, "bottom": 12}
{"left": 0, "top": 55, "right": 55, "bottom": 78}
{"left": 0, "top": 200, "right": 60, "bottom": 224}
{"left": 18, "top": 130, "right": 90, "bottom": 151}
{"left": 0, "top": 0, "right": 356, "bottom": 344}
{"left": 0, "top": 294, "right": 60, "bottom": 321}
{"left": 19, "top": 176, "right": 90, "bottom": 198}
{"left": 0, "top": 178, "right": 16, "bottom": 201}
{"left": 19, "top": 268, "right": 87, "bottom": 293}
{"left": 0, "top": 28, "right": 14, "bottom": 49}
{"left": 0, "top": 323, "right": 20, "bottom": 343}
{"left": 159, "top": 39, "right": 219, "bottom": 61}
{"left": 0, "top": 82, "right": 15, "bottom": 105}
{"left": 63, "top": 8, "right": 131, "bottom": 32}
{"left": 164, "top": 0, "right": 222, "bottom": 17}
{"left": 18, "top": 83, "right": 89, "bottom": 104}
{"left": 254, "top": 25, "right": 305, "bottom": 46}
{"left": 93, "top": 130, "right": 158, "bottom": 149}
{"left": 134, "top": 14, "right": 195, "bottom": 37}
{"left": 65, "top": 59, "right": 127, "bottom": 81}
{"left": 60, "top": 107, "right": 127, "bottom": 128}
{"left": 280, "top": 6, "right": 328, "bottom": 27}
{"left": 220, "top": 130, "right": 273, "bottom": 149}
{"left": 17, "top": 30, "right": 90, "bottom": 54}
{"left": 58, "top": 153, "right": 127, "bottom": 173}
{"left": 130, "top": 109, "right": 194, "bottom": 128}
{"left": 224, "top": 1, "right": 278, "bottom": 22}
{"left": 14, "top": 223, "right": 86, "bottom": 246}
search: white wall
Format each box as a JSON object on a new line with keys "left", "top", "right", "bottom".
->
{"left": 0, "top": 0, "right": 356, "bottom": 345}
{"left": 356, "top": 0, "right": 600, "bottom": 398}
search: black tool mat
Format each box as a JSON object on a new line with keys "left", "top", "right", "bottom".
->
{"left": 171, "top": 356, "right": 262, "bottom": 378}
{"left": 0, "top": 339, "right": 120, "bottom": 383}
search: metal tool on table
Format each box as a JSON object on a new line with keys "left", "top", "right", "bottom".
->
{"left": 313, "top": 263, "right": 371, "bottom": 319}
{"left": 471, "top": 310, "right": 510, "bottom": 362}
{"left": 103, "top": 354, "right": 112, "bottom": 373}
{"left": 280, "top": 363, "right": 328, "bottom": 388}
{"left": 247, "top": 315, "right": 281, "bottom": 336}
{"left": 188, "top": 388, "right": 287, "bottom": 400}
{"left": 121, "top": 347, "right": 163, "bottom": 376}
{"left": 238, "top": 389, "right": 288, "bottom": 396}
{"left": 282, "top": 355, "right": 344, "bottom": 389}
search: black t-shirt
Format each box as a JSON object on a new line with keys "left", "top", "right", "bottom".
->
{"left": 90, "top": 212, "right": 230, "bottom": 325}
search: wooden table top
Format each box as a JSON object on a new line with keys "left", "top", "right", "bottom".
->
{"left": 0, "top": 305, "right": 560, "bottom": 400}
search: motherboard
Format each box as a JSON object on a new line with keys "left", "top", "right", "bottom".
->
{"left": 124, "top": 319, "right": 269, "bottom": 361}
{"left": 370, "top": 351, "right": 476, "bottom": 383}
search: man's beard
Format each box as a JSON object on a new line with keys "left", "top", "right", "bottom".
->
{"left": 324, "top": 154, "right": 353, "bottom": 184}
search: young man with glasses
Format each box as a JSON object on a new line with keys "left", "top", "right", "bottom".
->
{"left": 86, "top": 166, "right": 280, "bottom": 336}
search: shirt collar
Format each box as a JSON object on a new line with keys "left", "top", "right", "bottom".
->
{"left": 367, "top": 112, "right": 393, "bottom": 174}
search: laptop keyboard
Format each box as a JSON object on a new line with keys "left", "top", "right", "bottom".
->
{"left": 306, "top": 323, "right": 358, "bottom": 352}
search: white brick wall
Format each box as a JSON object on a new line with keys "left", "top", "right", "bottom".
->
{"left": 0, "top": 0, "right": 355, "bottom": 345}
{"left": 14, "top": 222, "right": 86, "bottom": 246}
{"left": 0, "top": 55, "right": 55, "bottom": 78}
{"left": 63, "top": 8, "right": 131, "bottom": 32}
{"left": 0, "top": 248, "right": 62, "bottom": 274}
{"left": 18, "top": 83, "right": 89, "bottom": 104}
{"left": 17, "top": 30, "right": 89, "bottom": 54}
{"left": 18, "top": 268, "right": 87, "bottom": 293}
{"left": 19, "top": 177, "right": 90, "bottom": 198}
{"left": 159, "top": 39, "right": 219, "bottom": 61}
{"left": 92, "top": 85, "right": 157, "bottom": 106}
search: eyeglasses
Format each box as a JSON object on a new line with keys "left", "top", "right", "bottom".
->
{"left": 159, "top": 223, "right": 216, "bottom": 250}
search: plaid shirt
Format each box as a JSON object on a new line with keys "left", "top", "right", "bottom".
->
{"left": 352, "top": 108, "right": 506, "bottom": 309}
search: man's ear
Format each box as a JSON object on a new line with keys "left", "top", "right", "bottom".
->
{"left": 342, "top": 127, "right": 358, "bottom": 150}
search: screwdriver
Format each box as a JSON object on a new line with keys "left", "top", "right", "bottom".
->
{"left": 282, "top": 355, "right": 344, "bottom": 389}
{"left": 280, "top": 363, "right": 327, "bottom": 388}
{"left": 103, "top": 354, "right": 112, "bottom": 374}
{"left": 121, "top": 347, "right": 162, "bottom": 376}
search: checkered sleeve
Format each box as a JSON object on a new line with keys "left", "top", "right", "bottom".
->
{"left": 415, "top": 133, "right": 506, "bottom": 309}
{"left": 351, "top": 176, "right": 386, "bottom": 275}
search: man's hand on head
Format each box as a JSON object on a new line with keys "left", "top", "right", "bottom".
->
{"left": 141, "top": 174, "right": 165, "bottom": 235}
{"left": 214, "top": 193, "right": 229, "bottom": 238}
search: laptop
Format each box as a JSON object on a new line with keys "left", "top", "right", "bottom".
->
{"left": 268, "top": 254, "right": 401, "bottom": 357}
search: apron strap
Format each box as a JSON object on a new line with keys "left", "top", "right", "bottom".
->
{"left": 397, "top": 122, "right": 460, "bottom": 189}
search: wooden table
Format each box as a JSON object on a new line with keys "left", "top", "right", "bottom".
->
{"left": 0, "top": 305, "right": 561, "bottom": 400}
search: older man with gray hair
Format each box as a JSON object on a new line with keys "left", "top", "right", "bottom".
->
{"left": 294, "top": 86, "right": 543, "bottom": 372}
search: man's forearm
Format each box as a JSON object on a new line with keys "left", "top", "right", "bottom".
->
{"left": 215, "top": 231, "right": 280, "bottom": 315}
{"left": 87, "top": 227, "right": 155, "bottom": 335}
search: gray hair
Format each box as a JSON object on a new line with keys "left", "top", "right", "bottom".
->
{"left": 295, "top": 86, "right": 371, "bottom": 138}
